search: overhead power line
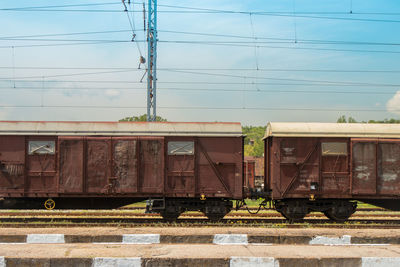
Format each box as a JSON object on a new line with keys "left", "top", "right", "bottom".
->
{"left": 0, "top": 86, "right": 397, "bottom": 95}
{"left": 0, "top": 2, "right": 120, "bottom": 10}
{"left": 0, "top": 105, "right": 397, "bottom": 113}
{"left": 3, "top": 68, "right": 400, "bottom": 86}
{"left": 2, "top": 4, "right": 400, "bottom": 24}
{"left": 1, "top": 40, "right": 400, "bottom": 54}
{"left": 3, "top": 66, "right": 400, "bottom": 73}
{"left": 162, "top": 69, "right": 400, "bottom": 86}
{"left": 0, "top": 30, "right": 132, "bottom": 39}
{"left": 0, "top": 5, "right": 400, "bottom": 23}
{"left": 2, "top": 37, "right": 400, "bottom": 46}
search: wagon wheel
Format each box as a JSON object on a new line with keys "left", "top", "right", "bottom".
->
{"left": 160, "top": 211, "right": 180, "bottom": 222}
{"left": 277, "top": 201, "right": 308, "bottom": 222}
{"left": 324, "top": 201, "right": 356, "bottom": 223}
{"left": 44, "top": 199, "right": 55, "bottom": 210}
{"left": 279, "top": 209, "right": 307, "bottom": 222}
{"left": 205, "top": 212, "right": 227, "bottom": 222}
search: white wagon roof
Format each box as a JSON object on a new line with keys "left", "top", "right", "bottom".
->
{"left": 0, "top": 121, "right": 243, "bottom": 137}
{"left": 264, "top": 122, "right": 400, "bottom": 138}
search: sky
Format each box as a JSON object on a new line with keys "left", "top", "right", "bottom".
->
{"left": 0, "top": 0, "right": 400, "bottom": 125}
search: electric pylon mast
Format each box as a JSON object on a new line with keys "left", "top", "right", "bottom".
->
{"left": 146, "top": 0, "right": 157, "bottom": 121}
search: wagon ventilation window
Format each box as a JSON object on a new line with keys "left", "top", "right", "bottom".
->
{"left": 321, "top": 142, "right": 347, "bottom": 156}
{"left": 28, "top": 141, "right": 56, "bottom": 155}
{"left": 168, "top": 141, "right": 194, "bottom": 155}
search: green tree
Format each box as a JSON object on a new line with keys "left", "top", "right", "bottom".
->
{"left": 337, "top": 115, "right": 357, "bottom": 123}
{"left": 367, "top": 118, "right": 400, "bottom": 123}
{"left": 120, "top": 114, "right": 167, "bottom": 122}
{"left": 242, "top": 126, "right": 266, "bottom": 157}
{"left": 337, "top": 116, "right": 400, "bottom": 124}
{"left": 337, "top": 115, "right": 347, "bottom": 123}
{"left": 348, "top": 117, "right": 357, "bottom": 123}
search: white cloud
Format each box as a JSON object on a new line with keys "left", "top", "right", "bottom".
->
{"left": 387, "top": 91, "right": 400, "bottom": 115}
{"left": 0, "top": 110, "right": 7, "bottom": 120}
{"left": 105, "top": 89, "right": 121, "bottom": 98}
{"left": 0, "top": 105, "right": 9, "bottom": 120}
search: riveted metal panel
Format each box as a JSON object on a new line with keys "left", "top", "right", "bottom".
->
{"left": 196, "top": 137, "right": 242, "bottom": 198}
{"left": 269, "top": 137, "right": 351, "bottom": 199}
{"left": 59, "top": 137, "right": 84, "bottom": 193}
{"left": 377, "top": 142, "right": 400, "bottom": 195}
{"left": 26, "top": 136, "right": 57, "bottom": 192}
{"left": 86, "top": 138, "right": 111, "bottom": 194}
{"left": 165, "top": 137, "right": 195, "bottom": 197}
{"left": 139, "top": 138, "right": 163, "bottom": 193}
{"left": 351, "top": 142, "right": 377, "bottom": 195}
{"left": 321, "top": 139, "right": 349, "bottom": 194}
{"left": 0, "top": 136, "right": 25, "bottom": 194}
{"left": 276, "top": 138, "right": 320, "bottom": 197}
{"left": 113, "top": 138, "right": 138, "bottom": 193}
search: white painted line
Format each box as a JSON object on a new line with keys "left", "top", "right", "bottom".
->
{"left": 362, "top": 257, "right": 400, "bottom": 267}
{"left": 0, "top": 256, "right": 5, "bottom": 267}
{"left": 26, "top": 234, "right": 65, "bottom": 244}
{"left": 213, "top": 234, "right": 248, "bottom": 245}
{"left": 309, "top": 235, "right": 351, "bottom": 245}
{"left": 334, "top": 244, "right": 390, "bottom": 246}
{"left": 122, "top": 234, "right": 160, "bottom": 244}
{"left": 93, "top": 257, "right": 141, "bottom": 267}
{"left": 0, "top": 243, "right": 30, "bottom": 245}
{"left": 230, "top": 257, "right": 278, "bottom": 267}
{"left": 92, "top": 242, "right": 126, "bottom": 245}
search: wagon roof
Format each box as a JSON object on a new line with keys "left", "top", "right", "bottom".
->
{"left": 264, "top": 122, "right": 400, "bottom": 138}
{"left": 0, "top": 121, "right": 243, "bottom": 137}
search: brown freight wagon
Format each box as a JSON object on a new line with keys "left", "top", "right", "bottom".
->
{"left": 264, "top": 122, "right": 400, "bottom": 221}
{"left": 0, "top": 121, "right": 243, "bottom": 220}
{"left": 243, "top": 157, "right": 256, "bottom": 190}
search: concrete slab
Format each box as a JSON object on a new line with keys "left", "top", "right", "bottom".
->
{"left": 0, "top": 243, "right": 400, "bottom": 259}
{"left": 26, "top": 234, "right": 64, "bottom": 244}
{"left": 122, "top": 234, "right": 160, "bottom": 244}
{"left": 1, "top": 227, "right": 400, "bottom": 238}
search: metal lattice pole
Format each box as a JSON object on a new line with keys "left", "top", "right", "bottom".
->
{"left": 147, "top": 0, "right": 157, "bottom": 122}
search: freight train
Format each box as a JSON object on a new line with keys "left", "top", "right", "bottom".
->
{"left": 0, "top": 121, "right": 399, "bottom": 222}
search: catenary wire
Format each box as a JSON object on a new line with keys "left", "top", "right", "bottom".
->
{"left": 0, "top": 105, "right": 397, "bottom": 113}
{"left": 0, "top": 86, "right": 397, "bottom": 95}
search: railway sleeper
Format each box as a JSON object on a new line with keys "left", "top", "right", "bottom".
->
{"left": 274, "top": 199, "right": 357, "bottom": 222}
{"left": 146, "top": 198, "right": 232, "bottom": 222}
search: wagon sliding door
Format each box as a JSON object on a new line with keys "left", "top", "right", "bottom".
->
{"left": 139, "top": 137, "right": 164, "bottom": 193}
{"left": 59, "top": 137, "right": 84, "bottom": 193}
{"left": 59, "top": 137, "right": 140, "bottom": 194}
{"left": 26, "top": 137, "right": 57, "bottom": 193}
{"left": 377, "top": 141, "right": 400, "bottom": 195}
{"left": 85, "top": 137, "right": 141, "bottom": 194}
{"left": 320, "top": 140, "right": 350, "bottom": 195}
{"left": 351, "top": 139, "right": 400, "bottom": 196}
{"left": 351, "top": 141, "right": 377, "bottom": 195}
{"left": 0, "top": 136, "right": 25, "bottom": 195}
{"left": 166, "top": 138, "right": 195, "bottom": 197}
{"left": 278, "top": 138, "right": 320, "bottom": 197}
{"left": 112, "top": 137, "right": 138, "bottom": 193}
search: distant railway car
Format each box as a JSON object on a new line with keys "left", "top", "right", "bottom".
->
{"left": 0, "top": 121, "right": 243, "bottom": 220}
{"left": 264, "top": 122, "right": 400, "bottom": 221}
{"left": 243, "top": 157, "right": 256, "bottom": 189}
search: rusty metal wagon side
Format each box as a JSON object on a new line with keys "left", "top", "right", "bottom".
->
{"left": 0, "top": 121, "right": 244, "bottom": 220}
{"left": 264, "top": 122, "right": 400, "bottom": 221}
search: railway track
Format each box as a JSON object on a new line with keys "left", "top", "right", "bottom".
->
{"left": 0, "top": 217, "right": 399, "bottom": 229}
{"left": 1, "top": 209, "right": 400, "bottom": 228}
